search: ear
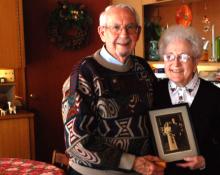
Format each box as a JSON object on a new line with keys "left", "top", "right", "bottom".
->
{"left": 98, "top": 26, "right": 106, "bottom": 43}
{"left": 193, "top": 58, "right": 199, "bottom": 72}
{"left": 136, "top": 26, "right": 142, "bottom": 40}
{"left": 195, "top": 58, "right": 199, "bottom": 65}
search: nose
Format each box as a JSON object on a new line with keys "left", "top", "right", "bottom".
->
{"left": 173, "top": 57, "right": 181, "bottom": 66}
{"left": 120, "top": 27, "right": 129, "bottom": 35}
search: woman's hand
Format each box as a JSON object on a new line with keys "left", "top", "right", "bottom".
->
{"left": 176, "top": 155, "right": 205, "bottom": 170}
{"left": 133, "top": 155, "right": 166, "bottom": 175}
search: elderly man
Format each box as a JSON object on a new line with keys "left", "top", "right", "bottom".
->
{"left": 62, "top": 3, "right": 165, "bottom": 175}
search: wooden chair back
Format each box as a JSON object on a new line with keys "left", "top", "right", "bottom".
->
{"left": 52, "top": 150, "right": 69, "bottom": 172}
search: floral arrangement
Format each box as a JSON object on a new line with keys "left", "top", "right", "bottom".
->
{"left": 48, "top": 1, "right": 92, "bottom": 50}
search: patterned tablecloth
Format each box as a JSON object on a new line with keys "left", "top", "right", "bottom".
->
{"left": 0, "top": 158, "right": 65, "bottom": 175}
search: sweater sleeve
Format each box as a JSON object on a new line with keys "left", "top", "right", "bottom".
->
{"left": 61, "top": 63, "right": 132, "bottom": 171}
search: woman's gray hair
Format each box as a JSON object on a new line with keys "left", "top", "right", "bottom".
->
{"left": 99, "top": 4, "right": 140, "bottom": 26}
{"left": 158, "top": 25, "right": 203, "bottom": 60}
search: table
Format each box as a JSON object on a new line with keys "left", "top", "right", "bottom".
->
{"left": 0, "top": 158, "right": 65, "bottom": 175}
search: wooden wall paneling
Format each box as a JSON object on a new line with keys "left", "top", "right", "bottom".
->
{"left": 0, "top": 0, "right": 25, "bottom": 68}
{"left": 0, "top": 0, "right": 26, "bottom": 103}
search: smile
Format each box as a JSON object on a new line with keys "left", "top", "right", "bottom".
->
{"left": 170, "top": 68, "right": 183, "bottom": 73}
{"left": 116, "top": 38, "right": 130, "bottom": 45}
{"left": 117, "top": 42, "right": 129, "bottom": 46}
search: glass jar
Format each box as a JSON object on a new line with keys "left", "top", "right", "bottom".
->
{"left": 148, "top": 40, "right": 160, "bottom": 61}
{"left": 215, "top": 36, "right": 220, "bottom": 61}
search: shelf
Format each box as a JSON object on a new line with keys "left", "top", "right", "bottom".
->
{"left": 198, "top": 61, "right": 220, "bottom": 66}
{"left": 148, "top": 60, "right": 220, "bottom": 66}
{"left": 148, "top": 60, "right": 220, "bottom": 72}
{"left": 0, "top": 82, "right": 15, "bottom": 86}
{"left": 142, "top": 0, "right": 173, "bottom": 5}
{"left": 142, "top": 0, "right": 202, "bottom": 5}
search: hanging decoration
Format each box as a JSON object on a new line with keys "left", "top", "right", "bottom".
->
{"left": 201, "top": 0, "right": 210, "bottom": 32}
{"left": 176, "top": 4, "right": 192, "bottom": 27}
{"left": 48, "top": 1, "right": 92, "bottom": 50}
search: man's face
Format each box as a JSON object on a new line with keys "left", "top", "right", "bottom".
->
{"left": 98, "top": 7, "right": 141, "bottom": 63}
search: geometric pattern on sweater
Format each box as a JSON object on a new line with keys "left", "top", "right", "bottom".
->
{"left": 62, "top": 50, "right": 157, "bottom": 170}
{"left": 115, "top": 118, "right": 134, "bottom": 137}
{"left": 65, "top": 118, "right": 101, "bottom": 167}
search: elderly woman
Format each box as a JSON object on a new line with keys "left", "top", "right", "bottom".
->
{"left": 154, "top": 25, "right": 220, "bottom": 175}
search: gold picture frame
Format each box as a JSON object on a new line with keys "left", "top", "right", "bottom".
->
{"left": 149, "top": 104, "right": 199, "bottom": 162}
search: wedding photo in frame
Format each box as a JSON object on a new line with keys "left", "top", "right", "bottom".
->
{"left": 149, "top": 104, "right": 198, "bottom": 162}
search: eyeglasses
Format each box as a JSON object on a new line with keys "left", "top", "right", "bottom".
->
{"left": 163, "top": 53, "right": 191, "bottom": 63}
{"left": 104, "top": 24, "right": 139, "bottom": 35}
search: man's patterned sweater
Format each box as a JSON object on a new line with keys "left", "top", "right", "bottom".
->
{"left": 62, "top": 50, "right": 157, "bottom": 173}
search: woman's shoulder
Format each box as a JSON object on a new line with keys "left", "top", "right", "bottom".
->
{"left": 199, "top": 78, "right": 220, "bottom": 99}
{"left": 158, "top": 78, "right": 169, "bottom": 87}
{"left": 200, "top": 78, "right": 220, "bottom": 91}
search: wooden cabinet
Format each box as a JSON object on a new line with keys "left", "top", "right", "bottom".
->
{"left": 0, "top": 112, "right": 35, "bottom": 159}
{"left": 0, "top": 0, "right": 26, "bottom": 101}
{"left": 0, "top": 0, "right": 25, "bottom": 68}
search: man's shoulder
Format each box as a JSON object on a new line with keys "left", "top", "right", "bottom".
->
{"left": 155, "top": 79, "right": 168, "bottom": 91}
{"left": 73, "top": 54, "right": 98, "bottom": 71}
{"left": 158, "top": 79, "right": 169, "bottom": 85}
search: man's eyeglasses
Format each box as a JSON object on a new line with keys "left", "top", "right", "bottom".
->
{"left": 104, "top": 24, "right": 139, "bottom": 35}
{"left": 163, "top": 53, "right": 191, "bottom": 63}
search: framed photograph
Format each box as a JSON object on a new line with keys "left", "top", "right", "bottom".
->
{"left": 149, "top": 104, "right": 198, "bottom": 162}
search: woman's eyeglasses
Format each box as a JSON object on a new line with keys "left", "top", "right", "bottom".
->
{"left": 163, "top": 53, "right": 191, "bottom": 63}
{"left": 104, "top": 24, "right": 140, "bottom": 35}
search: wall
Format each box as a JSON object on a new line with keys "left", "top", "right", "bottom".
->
{"left": 23, "top": 0, "right": 110, "bottom": 162}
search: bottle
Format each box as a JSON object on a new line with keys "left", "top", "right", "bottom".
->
{"left": 201, "top": 39, "right": 209, "bottom": 61}
{"left": 215, "top": 36, "right": 220, "bottom": 62}
{"left": 202, "top": 49, "right": 209, "bottom": 61}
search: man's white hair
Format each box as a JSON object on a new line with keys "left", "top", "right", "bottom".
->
{"left": 99, "top": 4, "right": 140, "bottom": 26}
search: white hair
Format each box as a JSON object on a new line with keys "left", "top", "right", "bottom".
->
{"left": 159, "top": 25, "right": 203, "bottom": 60}
{"left": 99, "top": 4, "right": 140, "bottom": 26}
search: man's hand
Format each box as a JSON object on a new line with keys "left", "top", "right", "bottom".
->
{"left": 133, "top": 155, "right": 166, "bottom": 175}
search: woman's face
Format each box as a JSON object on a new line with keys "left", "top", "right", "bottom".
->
{"left": 163, "top": 38, "right": 199, "bottom": 86}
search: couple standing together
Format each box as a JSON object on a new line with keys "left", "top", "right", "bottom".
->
{"left": 62, "top": 3, "right": 220, "bottom": 175}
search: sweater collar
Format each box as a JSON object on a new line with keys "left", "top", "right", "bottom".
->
{"left": 93, "top": 49, "right": 133, "bottom": 72}
{"left": 100, "top": 45, "right": 123, "bottom": 65}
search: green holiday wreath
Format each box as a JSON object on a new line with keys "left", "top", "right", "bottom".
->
{"left": 48, "top": 1, "right": 92, "bottom": 50}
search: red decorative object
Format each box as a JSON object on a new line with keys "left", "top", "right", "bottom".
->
{"left": 176, "top": 4, "right": 192, "bottom": 27}
{"left": 0, "top": 158, "right": 64, "bottom": 174}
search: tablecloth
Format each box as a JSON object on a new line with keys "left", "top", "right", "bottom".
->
{"left": 0, "top": 158, "right": 65, "bottom": 175}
